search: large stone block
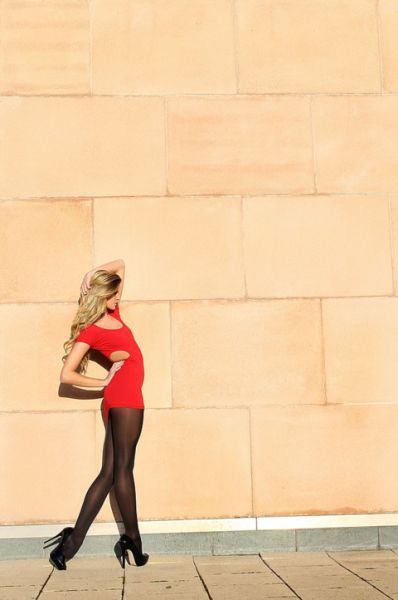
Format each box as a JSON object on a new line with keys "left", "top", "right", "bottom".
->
{"left": 0, "top": 0, "right": 90, "bottom": 95}
{"left": 243, "top": 194, "right": 392, "bottom": 297}
{"left": 171, "top": 299, "right": 324, "bottom": 407}
{"left": 167, "top": 96, "right": 313, "bottom": 195}
{"left": 0, "top": 97, "right": 165, "bottom": 198}
{"left": 0, "top": 199, "right": 92, "bottom": 302}
{"left": 312, "top": 96, "right": 398, "bottom": 193}
{"left": 323, "top": 297, "right": 398, "bottom": 404}
{"left": 0, "top": 411, "right": 96, "bottom": 522}
{"left": 251, "top": 404, "right": 398, "bottom": 515}
{"left": 379, "top": 0, "right": 398, "bottom": 92}
{"left": 236, "top": 0, "right": 379, "bottom": 93}
{"left": 91, "top": 0, "right": 236, "bottom": 94}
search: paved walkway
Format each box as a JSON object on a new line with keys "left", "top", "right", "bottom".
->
{"left": 1, "top": 549, "right": 398, "bottom": 599}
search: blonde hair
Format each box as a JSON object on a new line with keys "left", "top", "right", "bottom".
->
{"left": 62, "top": 269, "right": 122, "bottom": 374}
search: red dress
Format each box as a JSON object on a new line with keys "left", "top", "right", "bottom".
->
{"left": 76, "top": 305, "right": 145, "bottom": 423}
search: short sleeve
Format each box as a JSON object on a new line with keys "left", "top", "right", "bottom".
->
{"left": 76, "top": 325, "right": 97, "bottom": 346}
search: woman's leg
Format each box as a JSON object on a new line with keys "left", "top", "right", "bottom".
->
{"left": 61, "top": 415, "right": 114, "bottom": 560}
{"left": 109, "top": 407, "right": 145, "bottom": 551}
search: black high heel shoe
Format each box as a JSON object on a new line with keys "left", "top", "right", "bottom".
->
{"left": 43, "top": 527, "right": 74, "bottom": 570}
{"left": 119, "top": 533, "right": 149, "bottom": 568}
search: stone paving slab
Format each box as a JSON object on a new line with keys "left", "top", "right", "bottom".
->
{"left": 261, "top": 550, "right": 336, "bottom": 566}
{"left": 42, "top": 593, "right": 121, "bottom": 600}
{"left": 328, "top": 549, "right": 398, "bottom": 597}
{"left": 1, "top": 550, "right": 398, "bottom": 599}
{"left": 0, "top": 589, "right": 40, "bottom": 600}
{"left": 197, "top": 584, "right": 297, "bottom": 600}
{"left": 293, "top": 590, "right": 390, "bottom": 600}
{"left": 123, "top": 580, "right": 208, "bottom": 599}
{"left": 0, "top": 559, "right": 50, "bottom": 586}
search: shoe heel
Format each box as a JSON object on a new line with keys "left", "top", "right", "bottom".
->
{"left": 43, "top": 527, "right": 71, "bottom": 549}
{"left": 119, "top": 534, "right": 149, "bottom": 567}
{"left": 44, "top": 533, "right": 59, "bottom": 544}
{"left": 44, "top": 527, "right": 74, "bottom": 570}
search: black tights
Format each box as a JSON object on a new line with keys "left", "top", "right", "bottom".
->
{"left": 62, "top": 407, "right": 144, "bottom": 560}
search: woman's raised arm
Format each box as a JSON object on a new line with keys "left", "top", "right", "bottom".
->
{"left": 80, "top": 258, "right": 125, "bottom": 297}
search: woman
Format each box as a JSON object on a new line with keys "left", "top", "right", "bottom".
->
{"left": 43, "top": 258, "right": 149, "bottom": 570}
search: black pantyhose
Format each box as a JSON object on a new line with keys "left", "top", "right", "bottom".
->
{"left": 61, "top": 407, "right": 144, "bottom": 560}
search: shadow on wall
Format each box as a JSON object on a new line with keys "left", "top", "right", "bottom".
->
{"left": 58, "top": 348, "right": 110, "bottom": 403}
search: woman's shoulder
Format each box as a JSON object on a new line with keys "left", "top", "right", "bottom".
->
{"left": 76, "top": 322, "right": 100, "bottom": 345}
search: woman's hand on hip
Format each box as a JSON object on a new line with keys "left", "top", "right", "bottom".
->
{"left": 104, "top": 360, "right": 125, "bottom": 386}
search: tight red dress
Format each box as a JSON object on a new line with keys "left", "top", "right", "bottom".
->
{"left": 76, "top": 305, "right": 145, "bottom": 423}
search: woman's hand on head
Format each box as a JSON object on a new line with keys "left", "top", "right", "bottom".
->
{"left": 80, "top": 269, "right": 94, "bottom": 297}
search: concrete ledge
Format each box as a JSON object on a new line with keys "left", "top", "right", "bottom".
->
{"left": 1, "top": 515, "right": 398, "bottom": 560}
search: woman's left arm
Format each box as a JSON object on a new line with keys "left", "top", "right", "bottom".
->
{"left": 80, "top": 258, "right": 125, "bottom": 296}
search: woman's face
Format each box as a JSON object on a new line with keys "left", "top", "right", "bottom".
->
{"left": 106, "top": 286, "right": 121, "bottom": 311}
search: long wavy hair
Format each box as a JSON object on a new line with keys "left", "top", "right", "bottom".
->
{"left": 62, "top": 269, "right": 122, "bottom": 374}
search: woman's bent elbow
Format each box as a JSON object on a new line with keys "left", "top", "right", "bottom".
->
{"left": 60, "top": 370, "right": 72, "bottom": 384}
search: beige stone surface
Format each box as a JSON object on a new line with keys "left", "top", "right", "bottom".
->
{"left": 195, "top": 554, "right": 294, "bottom": 599}
{"left": 46, "top": 558, "right": 123, "bottom": 590}
{"left": 1, "top": 553, "right": 396, "bottom": 599}
{"left": 329, "top": 549, "right": 398, "bottom": 562}
{"left": 91, "top": 0, "right": 236, "bottom": 94}
{"left": 93, "top": 196, "right": 244, "bottom": 300}
{"left": 123, "top": 554, "right": 197, "bottom": 582}
{"left": 293, "top": 589, "right": 389, "bottom": 600}
{"left": 171, "top": 299, "right": 324, "bottom": 408}
{"left": 328, "top": 548, "right": 398, "bottom": 594}
{"left": 0, "top": 199, "right": 92, "bottom": 302}
{"left": 0, "top": 303, "right": 107, "bottom": 412}
{"left": 42, "top": 592, "right": 121, "bottom": 600}
{"left": 196, "top": 555, "right": 269, "bottom": 565}
{"left": 264, "top": 570, "right": 384, "bottom": 600}
{"left": 251, "top": 404, "right": 398, "bottom": 515}
{"left": 190, "top": 583, "right": 292, "bottom": 600}
{"left": 261, "top": 551, "right": 336, "bottom": 566}
{"left": 312, "top": 96, "right": 398, "bottom": 193}
{"left": 58, "top": 555, "right": 126, "bottom": 570}
{"left": 390, "top": 196, "right": 398, "bottom": 295}
{"left": 0, "top": 586, "right": 40, "bottom": 599}
{"left": 0, "top": 557, "right": 51, "bottom": 585}
{"left": 268, "top": 564, "right": 359, "bottom": 580}
{"left": 109, "top": 407, "right": 252, "bottom": 520}
{"left": 196, "top": 572, "right": 281, "bottom": 586}
{"left": 236, "top": 0, "right": 380, "bottom": 93}
{"left": 123, "top": 580, "right": 207, "bottom": 599}
{"left": 0, "top": 0, "right": 90, "bottom": 95}
{"left": 0, "top": 411, "right": 97, "bottom": 522}
{"left": 243, "top": 194, "right": 392, "bottom": 298}
{"left": 0, "top": 97, "right": 165, "bottom": 198}
{"left": 323, "top": 297, "right": 398, "bottom": 403}
{"left": 167, "top": 96, "right": 313, "bottom": 195}
{"left": 2, "top": 0, "right": 398, "bottom": 527}
{"left": 379, "top": 0, "right": 398, "bottom": 92}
